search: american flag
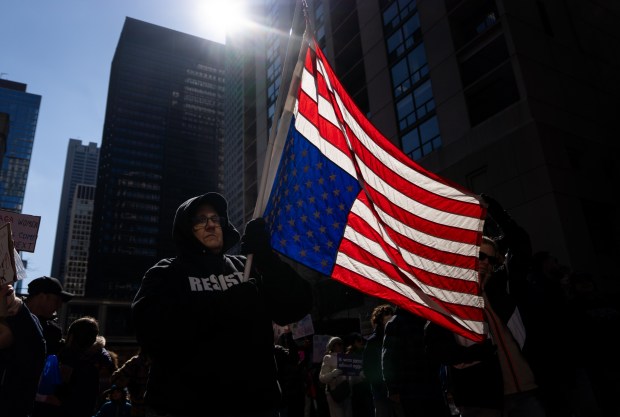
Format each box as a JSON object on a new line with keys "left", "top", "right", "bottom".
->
{"left": 258, "top": 37, "right": 487, "bottom": 342}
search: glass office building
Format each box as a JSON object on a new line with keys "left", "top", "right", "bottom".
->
{"left": 0, "top": 79, "right": 41, "bottom": 212}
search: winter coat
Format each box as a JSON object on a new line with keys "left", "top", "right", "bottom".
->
{"left": 319, "top": 352, "right": 349, "bottom": 394}
{"left": 132, "top": 192, "right": 313, "bottom": 416}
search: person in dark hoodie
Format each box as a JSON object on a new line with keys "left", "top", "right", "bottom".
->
{"left": 131, "top": 192, "right": 313, "bottom": 417}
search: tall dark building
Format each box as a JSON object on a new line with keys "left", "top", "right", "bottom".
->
{"left": 51, "top": 139, "right": 99, "bottom": 284}
{"left": 87, "top": 17, "right": 226, "bottom": 300}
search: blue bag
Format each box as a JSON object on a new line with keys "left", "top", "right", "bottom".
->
{"left": 38, "top": 354, "right": 62, "bottom": 395}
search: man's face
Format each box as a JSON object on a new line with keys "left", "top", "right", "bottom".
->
{"left": 191, "top": 203, "right": 224, "bottom": 254}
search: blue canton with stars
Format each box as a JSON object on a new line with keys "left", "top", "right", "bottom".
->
{"left": 263, "top": 119, "right": 361, "bottom": 276}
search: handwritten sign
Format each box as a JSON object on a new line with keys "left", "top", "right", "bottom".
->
{"left": 0, "top": 210, "right": 41, "bottom": 252}
{"left": 0, "top": 222, "right": 16, "bottom": 285}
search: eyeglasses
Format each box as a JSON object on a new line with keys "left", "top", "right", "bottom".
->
{"left": 479, "top": 252, "right": 498, "bottom": 266}
{"left": 192, "top": 215, "right": 225, "bottom": 230}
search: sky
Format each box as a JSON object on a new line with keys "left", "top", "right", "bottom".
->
{"left": 2, "top": 0, "right": 237, "bottom": 286}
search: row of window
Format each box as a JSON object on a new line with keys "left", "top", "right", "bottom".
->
{"left": 382, "top": 0, "right": 442, "bottom": 160}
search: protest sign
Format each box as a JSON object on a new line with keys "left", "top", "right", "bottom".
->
{"left": 291, "top": 313, "right": 314, "bottom": 340}
{"left": 337, "top": 353, "right": 363, "bottom": 376}
{"left": 0, "top": 210, "right": 41, "bottom": 252}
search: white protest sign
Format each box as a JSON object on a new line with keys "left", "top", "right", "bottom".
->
{"left": 0, "top": 210, "right": 41, "bottom": 252}
{"left": 291, "top": 313, "right": 314, "bottom": 340}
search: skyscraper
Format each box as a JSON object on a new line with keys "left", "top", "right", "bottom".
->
{"left": 0, "top": 79, "right": 41, "bottom": 213}
{"left": 87, "top": 17, "right": 226, "bottom": 300}
{"left": 63, "top": 184, "right": 96, "bottom": 296}
{"left": 51, "top": 139, "right": 99, "bottom": 283}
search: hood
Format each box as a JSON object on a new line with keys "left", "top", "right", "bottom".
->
{"left": 172, "top": 192, "right": 240, "bottom": 256}
{"left": 326, "top": 336, "right": 343, "bottom": 352}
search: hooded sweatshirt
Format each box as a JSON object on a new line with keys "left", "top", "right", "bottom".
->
{"left": 131, "top": 192, "right": 313, "bottom": 416}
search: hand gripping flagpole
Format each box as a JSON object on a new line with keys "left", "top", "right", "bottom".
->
{"left": 243, "top": 0, "right": 312, "bottom": 282}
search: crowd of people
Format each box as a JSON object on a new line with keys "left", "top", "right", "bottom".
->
{"left": 1, "top": 192, "right": 618, "bottom": 417}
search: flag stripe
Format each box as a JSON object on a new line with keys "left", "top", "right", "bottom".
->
{"left": 332, "top": 255, "right": 485, "bottom": 333}
{"left": 342, "top": 215, "right": 481, "bottom": 302}
{"left": 349, "top": 197, "right": 479, "bottom": 281}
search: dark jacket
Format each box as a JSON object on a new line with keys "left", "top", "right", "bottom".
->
{"left": 424, "top": 323, "right": 502, "bottom": 409}
{"left": 132, "top": 192, "right": 313, "bottom": 416}
{"left": 0, "top": 304, "right": 47, "bottom": 417}
{"left": 382, "top": 308, "right": 449, "bottom": 417}
{"left": 362, "top": 327, "right": 387, "bottom": 400}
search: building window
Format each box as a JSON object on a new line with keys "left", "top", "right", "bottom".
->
{"left": 401, "top": 115, "right": 441, "bottom": 160}
{"left": 391, "top": 43, "right": 429, "bottom": 99}
{"left": 382, "top": 0, "right": 441, "bottom": 160}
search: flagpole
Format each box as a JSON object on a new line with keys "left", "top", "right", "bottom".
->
{"left": 244, "top": 0, "right": 310, "bottom": 282}
{"left": 253, "top": 0, "right": 308, "bottom": 217}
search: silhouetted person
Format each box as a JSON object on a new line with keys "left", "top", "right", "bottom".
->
{"left": 132, "top": 192, "right": 313, "bottom": 417}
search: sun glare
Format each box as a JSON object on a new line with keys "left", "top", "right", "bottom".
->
{"left": 195, "top": 0, "right": 248, "bottom": 40}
